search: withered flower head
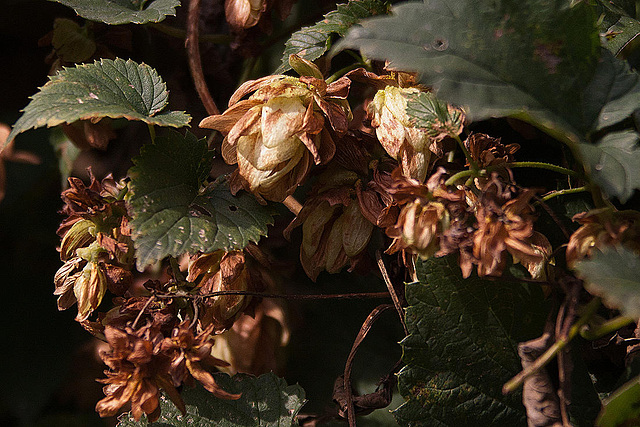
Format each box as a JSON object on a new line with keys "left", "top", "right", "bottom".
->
{"left": 465, "top": 133, "right": 519, "bottom": 168}
{"left": 160, "top": 321, "right": 240, "bottom": 400}
{"left": 471, "top": 175, "right": 549, "bottom": 277}
{"left": 384, "top": 168, "right": 464, "bottom": 259}
{"left": 187, "top": 250, "right": 253, "bottom": 330}
{"left": 566, "top": 209, "right": 640, "bottom": 268}
{"left": 285, "top": 171, "right": 374, "bottom": 280}
{"left": 200, "top": 75, "right": 352, "bottom": 202}
{"left": 225, "top": 0, "right": 266, "bottom": 30}
{"left": 96, "top": 324, "right": 174, "bottom": 422}
{"left": 368, "top": 86, "right": 432, "bottom": 181}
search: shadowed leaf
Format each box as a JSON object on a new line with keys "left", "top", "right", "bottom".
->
{"left": 116, "top": 373, "right": 306, "bottom": 426}
{"left": 579, "top": 130, "right": 640, "bottom": 203}
{"left": 393, "top": 256, "right": 547, "bottom": 426}
{"left": 275, "top": 0, "right": 388, "bottom": 74}
{"left": 575, "top": 245, "right": 640, "bottom": 319}
{"left": 50, "top": 0, "right": 180, "bottom": 25}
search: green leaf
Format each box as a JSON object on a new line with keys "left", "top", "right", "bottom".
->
{"left": 583, "top": 50, "right": 640, "bottom": 132}
{"left": 603, "top": 16, "right": 640, "bottom": 58}
{"left": 116, "top": 372, "right": 306, "bottom": 426}
{"left": 52, "top": 18, "right": 96, "bottom": 63}
{"left": 393, "top": 256, "right": 547, "bottom": 426}
{"left": 126, "top": 131, "right": 274, "bottom": 270}
{"left": 405, "top": 91, "right": 464, "bottom": 138}
{"left": 7, "top": 58, "right": 190, "bottom": 145}
{"left": 50, "top": 0, "right": 180, "bottom": 25}
{"left": 597, "top": 376, "right": 640, "bottom": 427}
{"left": 575, "top": 245, "right": 640, "bottom": 319}
{"left": 275, "top": 0, "right": 388, "bottom": 74}
{"left": 579, "top": 130, "right": 640, "bottom": 203}
{"left": 336, "top": 0, "right": 601, "bottom": 142}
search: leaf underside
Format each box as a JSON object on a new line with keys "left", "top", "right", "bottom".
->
{"left": 7, "top": 58, "right": 190, "bottom": 146}
{"left": 50, "top": 0, "right": 180, "bottom": 25}
{"left": 127, "top": 130, "right": 274, "bottom": 270}
{"left": 406, "top": 91, "right": 464, "bottom": 137}
{"left": 393, "top": 256, "right": 547, "bottom": 426}
{"left": 275, "top": 0, "right": 388, "bottom": 74}
{"left": 116, "top": 372, "right": 306, "bottom": 426}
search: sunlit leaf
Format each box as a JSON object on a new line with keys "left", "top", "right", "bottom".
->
{"left": 579, "top": 130, "right": 640, "bottom": 203}
{"left": 50, "top": 0, "right": 180, "bottom": 25}
{"left": 336, "top": 0, "right": 601, "bottom": 143}
{"left": 117, "top": 373, "right": 306, "bottom": 426}
{"left": 126, "top": 131, "right": 274, "bottom": 270}
{"left": 7, "top": 58, "right": 190, "bottom": 146}
{"left": 275, "top": 0, "right": 388, "bottom": 74}
{"left": 393, "top": 256, "right": 547, "bottom": 425}
{"left": 575, "top": 245, "right": 640, "bottom": 319}
{"left": 405, "top": 91, "right": 465, "bottom": 138}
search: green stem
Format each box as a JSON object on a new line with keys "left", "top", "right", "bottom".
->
{"left": 445, "top": 169, "right": 477, "bottom": 186}
{"left": 503, "top": 298, "right": 601, "bottom": 394}
{"left": 150, "top": 23, "right": 232, "bottom": 44}
{"left": 326, "top": 63, "right": 360, "bottom": 84}
{"left": 580, "top": 315, "right": 635, "bottom": 341}
{"left": 489, "top": 161, "right": 578, "bottom": 176}
{"left": 453, "top": 133, "right": 479, "bottom": 171}
{"left": 539, "top": 186, "right": 588, "bottom": 202}
{"left": 147, "top": 124, "right": 156, "bottom": 142}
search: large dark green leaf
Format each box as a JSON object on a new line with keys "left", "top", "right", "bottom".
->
{"left": 579, "top": 130, "right": 640, "bottom": 203}
{"left": 275, "top": 0, "right": 388, "bottom": 74}
{"left": 393, "top": 256, "right": 547, "bottom": 426}
{"left": 336, "top": 0, "right": 601, "bottom": 143}
{"left": 126, "top": 131, "right": 274, "bottom": 270}
{"left": 575, "top": 245, "right": 640, "bottom": 319}
{"left": 597, "top": 375, "right": 640, "bottom": 427}
{"left": 50, "top": 0, "right": 180, "bottom": 25}
{"left": 7, "top": 58, "right": 190, "bottom": 146}
{"left": 116, "top": 373, "right": 306, "bottom": 426}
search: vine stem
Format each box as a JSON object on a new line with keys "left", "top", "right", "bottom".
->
{"left": 539, "top": 186, "right": 588, "bottom": 202}
{"left": 503, "top": 297, "right": 601, "bottom": 394}
{"left": 453, "top": 133, "right": 479, "bottom": 172}
{"left": 325, "top": 63, "right": 359, "bottom": 84}
{"left": 489, "top": 161, "right": 578, "bottom": 176}
{"left": 186, "top": 0, "right": 220, "bottom": 116}
{"left": 580, "top": 315, "right": 635, "bottom": 341}
{"left": 154, "top": 290, "right": 391, "bottom": 301}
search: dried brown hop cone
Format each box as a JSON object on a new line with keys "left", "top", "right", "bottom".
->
{"left": 200, "top": 75, "right": 352, "bottom": 202}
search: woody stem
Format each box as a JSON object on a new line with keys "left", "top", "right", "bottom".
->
{"left": 186, "top": 0, "right": 220, "bottom": 115}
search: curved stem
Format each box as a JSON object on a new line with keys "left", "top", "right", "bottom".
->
{"left": 186, "top": 0, "right": 220, "bottom": 116}
{"left": 325, "top": 63, "right": 360, "bottom": 84}
{"left": 489, "top": 161, "right": 578, "bottom": 176}
{"left": 539, "top": 186, "right": 588, "bottom": 202}
{"left": 453, "top": 133, "right": 478, "bottom": 172}
{"left": 444, "top": 169, "right": 477, "bottom": 186}
{"left": 503, "top": 297, "right": 601, "bottom": 394}
{"left": 581, "top": 315, "right": 635, "bottom": 341}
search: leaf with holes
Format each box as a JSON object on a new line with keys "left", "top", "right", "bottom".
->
{"left": 7, "top": 58, "right": 190, "bottom": 146}
{"left": 116, "top": 372, "right": 306, "bottom": 426}
{"left": 126, "top": 130, "right": 274, "bottom": 270}
{"left": 336, "top": 0, "right": 602, "bottom": 143}
{"left": 50, "top": 0, "right": 180, "bottom": 25}
{"left": 579, "top": 130, "right": 640, "bottom": 203}
{"left": 575, "top": 245, "right": 640, "bottom": 319}
{"left": 393, "top": 256, "right": 547, "bottom": 425}
{"left": 275, "top": 0, "right": 388, "bottom": 74}
{"left": 406, "top": 91, "right": 465, "bottom": 139}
